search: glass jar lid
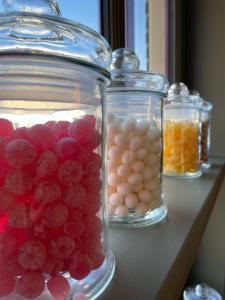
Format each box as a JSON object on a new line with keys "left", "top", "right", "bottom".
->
{"left": 0, "top": 0, "right": 111, "bottom": 75}
{"left": 167, "top": 83, "right": 203, "bottom": 108}
{"left": 201, "top": 100, "right": 213, "bottom": 112}
{"left": 108, "top": 48, "right": 169, "bottom": 95}
{"left": 183, "top": 283, "right": 222, "bottom": 300}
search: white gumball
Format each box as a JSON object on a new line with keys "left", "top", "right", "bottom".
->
{"left": 121, "top": 118, "right": 136, "bottom": 134}
{"left": 114, "top": 133, "right": 129, "bottom": 148}
{"left": 142, "top": 167, "right": 153, "bottom": 180}
{"left": 121, "top": 150, "right": 136, "bottom": 165}
{"left": 135, "top": 120, "right": 149, "bottom": 135}
{"left": 114, "top": 205, "right": 129, "bottom": 217}
{"left": 127, "top": 173, "right": 143, "bottom": 185}
{"left": 149, "top": 126, "right": 161, "bottom": 141}
{"left": 108, "top": 146, "right": 123, "bottom": 160}
{"left": 138, "top": 190, "right": 152, "bottom": 203}
{"left": 108, "top": 204, "right": 116, "bottom": 217}
{"left": 132, "top": 182, "right": 143, "bottom": 193}
{"left": 109, "top": 193, "right": 124, "bottom": 206}
{"left": 136, "top": 148, "right": 148, "bottom": 160}
{"left": 152, "top": 165, "right": 160, "bottom": 177}
{"left": 107, "top": 159, "right": 119, "bottom": 173}
{"left": 108, "top": 173, "right": 122, "bottom": 187}
{"left": 143, "top": 179, "right": 157, "bottom": 192}
{"left": 124, "top": 194, "right": 138, "bottom": 209}
{"left": 117, "top": 182, "right": 132, "bottom": 196}
{"left": 135, "top": 203, "right": 148, "bottom": 216}
{"left": 117, "top": 164, "right": 131, "bottom": 177}
{"left": 107, "top": 122, "right": 120, "bottom": 136}
{"left": 131, "top": 160, "right": 145, "bottom": 173}
{"left": 145, "top": 154, "right": 159, "bottom": 167}
{"left": 149, "top": 141, "right": 162, "bottom": 154}
{"left": 129, "top": 136, "right": 142, "bottom": 151}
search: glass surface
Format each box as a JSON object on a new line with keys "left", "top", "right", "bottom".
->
{"left": 0, "top": 49, "right": 114, "bottom": 300}
{"left": 183, "top": 283, "right": 223, "bottom": 300}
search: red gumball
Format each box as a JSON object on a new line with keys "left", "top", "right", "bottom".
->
{"left": 16, "top": 270, "right": 45, "bottom": 299}
{"left": 52, "top": 121, "right": 70, "bottom": 140}
{"left": 4, "top": 255, "right": 24, "bottom": 276}
{"left": 5, "top": 169, "right": 33, "bottom": 196}
{"left": 83, "top": 115, "right": 96, "bottom": 127}
{"left": 8, "top": 203, "right": 31, "bottom": 228}
{"left": 64, "top": 218, "right": 85, "bottom": 237}
{"left": 90, "top": 251, "right": 105, "bottom": 270}
{"left": 5, "top": 139, "right": 37, "bottom": 169}
{"left": 13, "top": 127, "right": 30, "bottom": 140}
{"left": 55, "top": 137, "right": 81, "bottom": 160}
{"left": 18, "top": 240, "right": 47, "bottom": 270}
{"left": 0, "top": 137, "right": 9, "bottom": 163}
{"left": 47, "top": 274, "right": 70, "bottom": 300}
{"left": 69, "top": 254, "right": 92, "bottom": 280}
{"left": 63, "top": 184, "right": 86, "bottom": 209}
{"left": 82, "top": 130, "right": 101, "bottom": 151}
{"left": 41, "top": 257, "right": 64, "bottom": 276}
{"left": 0, "top": 231, "right": 18, "bottom": 258}
{"left": 48, "top": 234, "right": 75, "bottom": 260}
{"left": 68, "top": 119, "right": 94, "bottom": 144}
{"left": 83, "top": 194, "right": 101, "bottom": 214}
{"left": 0, "top": 270, "right": 15, "bottom": 297}
{"left": 58, "top": 160, "right": 83, "bottom": 186}
{"left": 0, "top": 118, "right": 14, "bottom": 137}
{"left": 0, "top": 188, "right": 15, "bottom": 215}
{"left": 45, "top": 120, "right": 56, "bottom": 129}
{"left": 29, "top": 124, "right": 55, "bottom": 150}
{"left": 35, "top": 181, "right": 61, "bottom": 205}
{"left": 44, "top": 203, "right": 69, "bottom": 228}
{"left": 35, "top": 150, "right": 58, "bottom": 179}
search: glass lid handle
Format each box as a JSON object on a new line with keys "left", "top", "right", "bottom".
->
{"left": 2, "top": 0, "right": 61, "bottom": 16}
{"left": 195, "top": 283, "right": 210, "bottom": 298}
{"left": 110, "top": 48, "right": 140, "bottom": 71}
{"left": 168, "top": 82, "right": 189, "bottom": 97}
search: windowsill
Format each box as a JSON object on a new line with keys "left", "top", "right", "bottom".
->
{"left": 102, "top": 157, "right": 225, "bottom": 300}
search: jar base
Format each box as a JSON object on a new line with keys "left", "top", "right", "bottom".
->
{"left": 163, "top": 170, "right": 202, "bottom": 178}
{"left": 201, "top": 162, "right": 211, "bottom": 169}
{"left": 109, "top": 204, "right": 168, "bottom": 228}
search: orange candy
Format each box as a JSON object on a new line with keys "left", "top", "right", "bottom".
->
{"left": 163, "top": 121, "right": 199, "bottom": 175}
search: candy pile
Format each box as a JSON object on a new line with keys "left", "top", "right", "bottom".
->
{"left": 200, "top": 120, "right": 210, "bottom": 164}
{"left": 0, "top": 116, "right": 104, "bottom": 299}
{"left": 107, "top": 114, "right": 161, "bottom": 218}
{"left": 163, "top": 121, "right": 199, "bottom": 175}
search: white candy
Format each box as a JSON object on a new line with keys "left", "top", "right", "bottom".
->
{"left": 149, "top": 126, "right": 161, "bottom": 141}
{"left": 152, "top": 187, "right": 161, "bottom": 202}
{"left": 107, "top": 122, "right": 121, "bottom": 136}
{"left": 108, "top": 146, "right": 123, "bottom": 160}
{"left": 143, "top": 179, "right": 157, "bottom": 192}
{"left": 125, "top": 194, "right": 138, "bottom": 209}
{"left": 148, "top": 200, "right": 160, "bottom": 210}
{"left": 121, "top": 150, "right": 136, "bottom": 165}
{"left": 142, "top": 167, "right": 153, "bottom": 180}
{"left": 152, "top": 165, "right": 160, "bottom": 177}
{"left": 136, "top": 148, "right": 148, "bottom": 160}
{"left": 138, "top": 190, "right": 152, "bottom": 203}
{"left": 131, "top": 160, "right": 145, "bottom": 173}
{"left": 108, "top": 204, "right": 116, "bottom": 217}
{"left": 132, "top": 182, "right": 143, "bottom": 193}
{"left": 117, "top": 182, "right": 132, "bottom": 196}
{"left": 127, "top": 173, "right": 143, "bottom": 185}
{"left": 107, "top": 113, "right": 116, "bottom": 124}
{"left": 107, "top": 159, "right": 119, "bottom": 173}
{"left": 114, "top": 205, "right": 129, "bottom": 217}
{"left": 117, "top": 164, "right": 131, "bottom": 177}
{"left": 145, "top": 154, "right": 159, "bottom": 167}
{"left": 135, "top": 120, "right": 149, "bottom": 135}
{"left": 109, "top": 193, "right": 123, "bottom": 206}
{"left": 121, "top": 119, "right": 136, "bottom": 134}
{"left": 135, "top": 203, "right": 148, "bottom": 216}
{"left": 114, "top": 133, "right": 129, "bottom": 148}
{"left": 149, "top": 141, "right": 161, "bottom": 154}
{"left": 145, "top": 131, "right": 156, "bottom": 143}
{"left": 129, "top": 136, "right": 142, "bottom": 151}
{"left": 108, "top": 173, "right": 122, "bottom": 187}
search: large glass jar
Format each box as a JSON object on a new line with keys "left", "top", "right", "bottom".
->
{"left": 200, "top": 101, "right": 213, "bottom": 168}
{"left": 183, "top": 283, "right": 222, "bottom": 300}
{"left": 163, "top": 83, "right": 202, "bottom": 178}
{"left": 106, "top": 48, "right": 168, "bottom": 228}
{"left": 0, "top": 1, "right": 115, "bottom": 299}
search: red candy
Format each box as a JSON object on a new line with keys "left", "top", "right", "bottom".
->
{"left": 5, "top": 169, "right": 33, "bottom": 196}
{"left": 16, "top": 271, "right": 45, "bottom": 298}
{"left": 18, "top": 240, "right": 47, "bottom": 270}
{"left": 0, "top": 270, "right": 15, "bottom": 297}
{"left": 83, "top": 194, "right": 101, "bottom": 214}
{"left": 63, "top": 184, "right": 86, "bottom": 209}
{"left": 52, "top": 121, "right": 70, "bottom": 140}
{"left": 82, "top": 129, "right": 101, "bottom": 151}
{"left": 0, "top": 137, "right": 9, "bottom": 164}
{"left": 44, "top": 204, "right": 69, "bottom": 228}
{"left": 0, "top": 118, "right": 14, "bottom": 137}
{"left": 0, "top": 188, "right": 14, "bottom": 215}
{"left": 68, "top": 119, "right": 94, "bottom": 144}
{"left": 69, "top": 254, "right": 92, "bottom": 280}
{"left": 83, "top": 115, "right": 96, "bottom": 127}
{"left": 4, "top": 255, "right": 24, "bottom": 276}
{"left": 35, "top": 150, "right": 58, "bottom": 179}
{"left": 5, "top": 139, "right": 37, "bottom": 168}
{"left": 13, "top": 127, "right": 30, "bottom": 140}
{"left": 47, "top": 274, "right": 70, "bottom": 300}
{"left": 29, "top": 124, "right": 55, "bottom": 150}
{"left": 49, "top": 234, "right": 75, "bottom": 259}
{"left": 64, "top": 218, "right": 85, "bottom": 237}
{"left": 41, "top": 258, "right": 64, "bottom": 276}
{"left": 55, "top": 137, "right": 81, "bottom": 160}
{"left": 58, "top": 160, "right": 83, "bottom": 186}
{"left": 0, "top": 232, "right": 18, "bottom": 257}
{"left": 8, "top": 203, "right": 30, "bottom": 228}
{"left": 35, "top": 181, "right": 61, "bottom": 204}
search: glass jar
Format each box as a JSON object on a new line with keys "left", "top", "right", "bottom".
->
{"left": 200, "top": 101, "right": 213, "bottom": 168}
{"left": 183, "top": 283, "right": 222, "bottom": 300}
{"left": 163, "top": 83, "right": 202, "bottom": 178}
{"left": 0, "top": 1, "right": 115, "bottom": 299}
{"left": 106, "top": 48, "right": 168, "bottom": 228}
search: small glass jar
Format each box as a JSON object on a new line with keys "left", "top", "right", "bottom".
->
{"left": 200, "top": 101, "right": 213, "bottom": 168}
{"left": 106, "top": 48, "right": 168, "bottom": 228}
{"left": 0, "top": 1, "right": 115, "bottom": 299}
{"left": 163, "top": 83, "right": 202, "bottom": 178}
{"left": 183, "top": 283, "right": 222, "bottom": 300}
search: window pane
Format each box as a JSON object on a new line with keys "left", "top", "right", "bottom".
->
{"left": 57, "top": 0, "right": 100, "bottom": 32}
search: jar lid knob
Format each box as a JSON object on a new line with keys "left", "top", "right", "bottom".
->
{"left": 2, "top": 0, "right": 61, "bottom": 16}
{"left": 110, "top": 48, "right": 140, "bottom": 71}
{"left": 195, "top": 283, "right": 210, "bottom": 298}
{"left": 168, "top": 82, "right": 189, "bottom": 97}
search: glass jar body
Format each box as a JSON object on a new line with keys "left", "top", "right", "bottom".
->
{"left": 0, "top": 55, "right": 115, "bottom": 300}
{"left": 200, "top": 110, "right": 212, "bottom": 168}
{"left": 106, "top": 91, "right": 167, "bottom": 228}
{"left": 163, "top": 105, "right": 201, "bottom": 178}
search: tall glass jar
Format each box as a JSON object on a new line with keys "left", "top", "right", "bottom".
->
{"left": 200, "top": 101, "right": 213, "bottom": 168}
{"left": 106, "top": 48, "right": 168, "bottom": 228}
{"left": 0, "top": 1, "right": 115, "bottom": 299}
{"left": 163, "top": 83, "right": 202, "bottom": 178}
